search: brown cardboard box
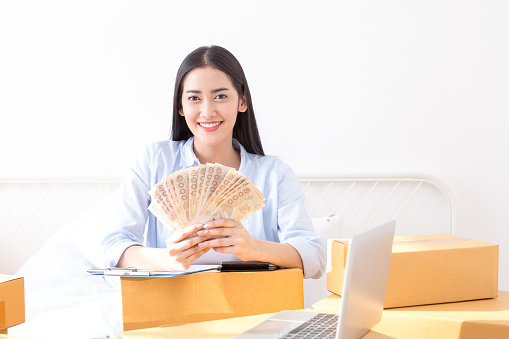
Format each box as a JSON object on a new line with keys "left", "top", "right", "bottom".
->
{"left": 313, "top": 291, "right": 509, "bottom": 339}
{"left": 118, "top": 313, "right": 276, "bottom": 339}
{"left": 327, "top": 233, "right": 499, "bottom": 308}
{"left": 0, "top": 275, "right": 24, "bottom": 334}
{"left": 120, "top": 268, "right": 303, "bottom": 331}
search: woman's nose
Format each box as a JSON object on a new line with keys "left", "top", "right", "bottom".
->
{"left": 200, "top": 100, "right": 216, "bottom": 118}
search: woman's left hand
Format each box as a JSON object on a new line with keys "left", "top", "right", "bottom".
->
{"left": 196, "top": 219, "right": 260, "bottom": 261}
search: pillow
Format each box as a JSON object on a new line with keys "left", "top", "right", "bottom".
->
{"left": 12, "top": 188, "right": 123, "bottom": 339}
{"left": 60, "top": 187, "right": 122, "bottom": 269}
{"left": 312, "top": 214, "right": 343, "bottom": 241}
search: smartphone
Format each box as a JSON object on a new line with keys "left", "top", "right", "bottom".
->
{"left": 218, "top": 260, "right": 279, "bottom": 272}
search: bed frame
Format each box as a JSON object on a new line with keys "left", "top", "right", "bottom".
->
{"left": 0, "top": 176, "right": 454, "bottom": 307}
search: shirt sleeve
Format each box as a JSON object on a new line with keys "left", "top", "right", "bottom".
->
{"left": 275, "top": 161, "right": 327, "bottom": 279}
{"left": 100, "top": 144, "right": 155, "bottom": 268}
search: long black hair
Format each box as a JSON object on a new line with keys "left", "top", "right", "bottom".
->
{"left": 171, "top": 45, "right": 264, "bottom": 156}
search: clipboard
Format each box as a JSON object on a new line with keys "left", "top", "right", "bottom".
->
{"left": 87, "top": 265, "right": 219, "bottom": 277}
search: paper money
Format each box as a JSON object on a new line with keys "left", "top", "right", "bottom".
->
{"left": 188, "top": 166, "right": 199, "bottom": 220}
{"left": 148, "top": 164, "right": 266, "bottom": 231}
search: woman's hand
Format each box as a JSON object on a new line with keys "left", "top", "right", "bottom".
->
{"left": 117, "top": 224, "right": 212, "bottom": 271}
{"left": 165, "top": 224, "right": 211, "bottom": 270}
{"left": 196, "top": 219, "right": 260, "bottom": 261}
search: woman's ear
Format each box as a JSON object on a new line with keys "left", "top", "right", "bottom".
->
{"left": 238, "top": 94, "right": 248, "bottom": 113}
{"left": 179, "top": 107, "right": 185, "bottom": 116}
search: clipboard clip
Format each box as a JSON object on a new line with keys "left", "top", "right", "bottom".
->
{"left": 87, "top": 267, "right": 152, "bottom": 276}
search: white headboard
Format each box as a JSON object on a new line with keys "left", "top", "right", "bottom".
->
{"left": 300, "top": 178, "right": 453, "bottom": 236}
{"left": 0, "top": 176, "right": 454, "bottom": 275}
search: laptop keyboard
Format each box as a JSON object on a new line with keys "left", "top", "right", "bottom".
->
{"left": 280, "top": 313, "right": 338, "bottom": 338}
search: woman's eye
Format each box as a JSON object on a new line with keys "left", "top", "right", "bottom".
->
{"left": 188, "top": 96, "right": 200, "bottom": 101}
{"left": 215, "top": 94, "right": 227, "bottom": 100}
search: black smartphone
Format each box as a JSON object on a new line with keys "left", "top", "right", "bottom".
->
{"left": 218, "top": 260, "right": 279, "bottom": 272}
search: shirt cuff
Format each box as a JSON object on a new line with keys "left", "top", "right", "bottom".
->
{"left": 284, "top": 237, "right": 327, "bottom": 279}
{"left": 104, "top": 240, "right": 143, "bottom": 268}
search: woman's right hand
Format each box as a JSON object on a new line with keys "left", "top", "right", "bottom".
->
{"left": 165, "top": 223, "right": 210, "bottom": 270}
{"left": 117, "top": 224, "right": 210, "bottom": 271}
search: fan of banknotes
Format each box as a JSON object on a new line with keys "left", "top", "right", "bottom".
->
{"left": 148, "top": 163, "right": 266, "bottom": 232}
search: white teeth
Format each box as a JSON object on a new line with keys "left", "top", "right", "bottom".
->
{"left": 199, "top": 122, "right": 221, "bottom": 128}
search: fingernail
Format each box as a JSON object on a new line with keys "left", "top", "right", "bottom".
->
{"left": 197, "top": 230, "right": 204, "bottom": 236}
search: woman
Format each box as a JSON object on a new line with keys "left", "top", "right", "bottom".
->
{"left": 102, "top": 46, "right": 326, "bottom": 279}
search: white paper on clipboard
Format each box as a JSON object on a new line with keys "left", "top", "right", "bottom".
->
{"left": 87, "top": 264, "right": 218, "bottom": 277}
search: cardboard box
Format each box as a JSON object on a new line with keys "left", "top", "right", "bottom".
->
{"left": 0, "top": 275, "right": 24, "bottom": 334}
{"left": 118, "top": 313, "right": 275, "bottom": 339}
{"left": 327, "top": 233, "right": 499, "bottom": 308}
{"left": 313, "top": 291, "right": 509, "bottom": 339}
{"left": 120, "top": 268, "right": 303, "bottom": 331}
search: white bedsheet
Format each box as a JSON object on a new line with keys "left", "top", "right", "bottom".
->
{"left": 10, "top": 189, "right": 124, "bottom": 339}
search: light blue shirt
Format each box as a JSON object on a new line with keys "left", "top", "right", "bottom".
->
{"left": 102, "top": 137, "right": 326, "bottom": 279}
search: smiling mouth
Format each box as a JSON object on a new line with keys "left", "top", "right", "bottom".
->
{"left": 198, "top": 122, "right": 222, "bottom": 128}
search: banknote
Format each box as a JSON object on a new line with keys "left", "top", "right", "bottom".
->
{"left": 192, "top": 164, "right": 207, "bottom": 221}
{"left": 188, "top": 166, "right": 199, "bottom": 222}
{"left": 172, "top": 168, "right": 190, "bottom": 223}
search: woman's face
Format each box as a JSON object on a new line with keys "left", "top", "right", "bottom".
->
{"left": 179, "top": 66, "right": 247, "bottom": 151}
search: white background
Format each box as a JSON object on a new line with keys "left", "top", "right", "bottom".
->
{"left": 1, "top": 1, "right": 508, "bottom": 290}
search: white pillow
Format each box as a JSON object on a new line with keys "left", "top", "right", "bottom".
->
{"left": 12, "top": 188, "right": 123, "bottom": 339}
{"left": 61, "top": 187, "right": 122, "bottom": 268}
{"left": 312, "top": 214, "right": 343, "bottom": 241}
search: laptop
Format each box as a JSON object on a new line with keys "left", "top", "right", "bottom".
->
{"left": 234, "top": 220, "right": 396, "bottom": 339}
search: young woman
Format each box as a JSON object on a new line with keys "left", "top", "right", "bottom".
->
{"left": 102, "top": 46, "right": 326, "bottom": 279}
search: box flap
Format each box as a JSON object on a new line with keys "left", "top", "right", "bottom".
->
{"left": 0, "top": 275, "right": 25, "bottom": 329}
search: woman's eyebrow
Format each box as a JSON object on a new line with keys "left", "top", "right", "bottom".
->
{"left": 211, "top": 87, "right": 230, "bottom": 93}
{"left": 185, "top": 87, "right": 229, "bottom": 94}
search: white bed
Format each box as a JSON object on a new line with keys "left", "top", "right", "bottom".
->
{"left": 0, "top": 176, "right": 454, "bottom": 339}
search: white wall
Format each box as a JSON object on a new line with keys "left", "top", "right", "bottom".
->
{"left": 1, "top": 1, "right": 508, "bottom": 290}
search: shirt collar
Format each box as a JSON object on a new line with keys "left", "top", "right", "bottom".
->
{"left": 178, "top": 137, "right": 253, "bottom": 178}
{"left": 235, "top": 139, "right": 252, "bottom": 179}
{"left": 179, "top": 137, "right": 200, "bottom": 168}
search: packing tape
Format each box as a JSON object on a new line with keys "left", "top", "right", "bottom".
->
{"left": 393, "top": 236, "right": 470, "bottom": 246}
{"left": 0, "top": 300, "right": 6, "bottom": 331}
{"left": 334, "top": 236, "right": 470, "bottom": 247}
